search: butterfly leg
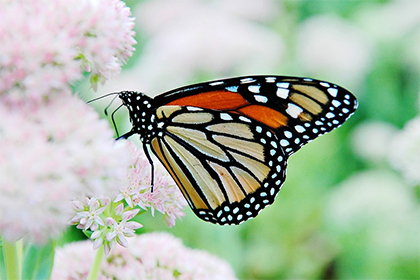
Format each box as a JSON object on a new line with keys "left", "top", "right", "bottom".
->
{"left": 143, "top": 142, "right": 155, "bottom": 192}
{"left": 116, "top": 130, "right": 135, "bottom": 140}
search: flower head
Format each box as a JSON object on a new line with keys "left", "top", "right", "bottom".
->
{"left": 326, "top": 170, "right": 419, "bottom": 259}
{"left": 0, "top": 94, "right": 132, "bottom": 243}
{"left": 351, "top": 121, "right": 398, "bottom": 164}
{"left": 389, "top": 116, "right": 420, "bottom": 185}
{"left": 51, "top": 232, "right": 238, "bottom": 280}
{"left": 70, "top": 141, "right": 186, "bottom": 253}
{"left": 0, "top": 0, "right": 136, "bottom": 102}
{"left": 116, "top": 142, "right": 188, "bottom": 227}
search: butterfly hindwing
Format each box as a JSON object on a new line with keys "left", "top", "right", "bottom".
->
{"left": 149, "top": 105, "right": 287, "bottom": 225}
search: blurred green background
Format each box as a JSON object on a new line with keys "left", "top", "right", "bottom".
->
{"left": 75, "top": 0, "right": 420, "bottom": 279}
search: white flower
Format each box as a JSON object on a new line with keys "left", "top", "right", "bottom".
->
{"left": 105, "top": 213, "right": 142, "bottom": 248}
{"left": 51, "top": 232, "right": 238, "bottom": 280}
{"left": 295, "top": 14, "right": 373, "bottom": 88}
{"left": 70, "top": 197, "right": 110, "bottom": 230}
{"left": 389, "top": 116, "right": 420, "bottom": 185}
{"left": 326, "top": 170, "right": 419, "bottom": 257}
{"left": 355, "top": 0, "right": 420, "bottom": 42}
{"left": 72, "top": 199, "right": 143, "bottom": 254}
{"left": 0, "top": 94, "right": 132, "bottom": 243}
{"left": 351, "top": 121, "right": 398, "bottom": 164}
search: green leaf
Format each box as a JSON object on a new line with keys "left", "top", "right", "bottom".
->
{"left": 0, "top": 239, "right": 22, "bottom": 280}
{"left": 0, "top": 242, "right": 6, "bottom": 280}
{"left": 22, "top": 240, "right": 55, "bottom": 280}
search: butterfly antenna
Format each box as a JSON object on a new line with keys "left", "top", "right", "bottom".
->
{"left": 86, "top": 92, "right": 120, "bottom": 104}
{"left": 104, "top": 94, "right": 120, "bottom": 117}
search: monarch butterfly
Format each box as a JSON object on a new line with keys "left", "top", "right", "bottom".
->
{"left": 115, "top": 75, "right": 357, "bottom": 225}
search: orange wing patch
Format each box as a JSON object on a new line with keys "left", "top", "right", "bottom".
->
{"left": 166, "top": 90, "right": 249, "bottom": 110}
{"left": 165, "top": 89, "right": 289, "bottom": 130}
{"left": 237, "top": 105, "right": 288, "bottom": 129}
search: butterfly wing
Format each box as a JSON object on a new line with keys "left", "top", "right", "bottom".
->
{"left": 119, "top": 75, "right": 357, "bottom": 225}
{"left": 155, "top": 76, "right": 358, "bottom": 156}
{"left": 149, "top": 105, "right": 287, "bottom": 225}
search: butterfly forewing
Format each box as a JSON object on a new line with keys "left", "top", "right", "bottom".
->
{"left": 117, "top": 75, "right": 358, "bottom": 225}
{"left": 150, "top": 106, "right": 287, "bottom": 224}
{"left": 156, "top": 76, "right": 358, "bottom": 156}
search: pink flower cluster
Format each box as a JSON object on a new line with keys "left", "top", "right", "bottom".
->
{"left": 70, "top": 141, "right": 187, "bottom": 253}
{"left": 115, "top": 142, "right": 188, "bottom": 227}
{"left": 52, "top": 232, "right": 237, "bottom": 280}
{"left": 0, "top": 0, "right": 136, "bottom": 102}
{"left": 0, "top": 94, "right": 132, "bottom": 243}
{"left": 0, "top": 0, "right": 136, "bottom": 243}
{"left": 71, "top": 197, "right": 143, "bottom": 255}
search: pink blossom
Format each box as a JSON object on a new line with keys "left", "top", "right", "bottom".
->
{"left": 71, "top": 198, "right": 143, "bottom": 254}
{"left": 69, "top": 141, "right": 187, "bottom": 253}
{"left": 0, "top": 94, "right": 132, "bottom": 243}
{"left": 0, "top": 0, "right": 136, "bottom": 102}
{"left": 51, "top": 232, "right": 238, "bottom": 280}
{"left": 70, "top": 197, "right": 110, "bottom": 230}
{"left": 120, "top": 142, "right": 188, "bottom": 227}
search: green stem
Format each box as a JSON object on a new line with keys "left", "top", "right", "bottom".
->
{"left": 87, "top": 245, "right": 104, "bottom": 280}
{"left": 3, "top": 240, "right": 21, "bottom": 280}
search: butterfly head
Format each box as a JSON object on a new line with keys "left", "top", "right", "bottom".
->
{"left": 118, "top": 91, "right": 158, "bottom": 143}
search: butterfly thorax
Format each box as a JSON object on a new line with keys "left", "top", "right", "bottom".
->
{"left": 118, "top": 91, "right": 158, "bottom": 143}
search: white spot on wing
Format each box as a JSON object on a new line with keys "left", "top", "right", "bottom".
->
{"left": 220, "top": 113, "right": 233, "bottom": 121}
{"left": 277, "top": 82, "right": 289, "bottom": 88}
{"left": 209, "top": 81, "right": 224, "bottom": 86}
{"left": 239, "top": 116, "right": 251, "bottom": 123}
{"left": 295, "top": 125, "right": 305, "bottom": 132}
{"left": 240, "top": 77, "right": 255, "bottom": 84}
{"left": 328, "top": 88, "right": 338, "bottom": 97}
{"left": 280, "top": 139, "right": 289, "bottom": 146}
{"left": 286, "top": 103, "right": 303, "bottom": 118}
{"left": 186, "top": 107, "right": 203, "bottom": 111}
{"left": 326, "top": 112, "right": 335, "bottom": 119}
{"left": 332, "top": 100, "right": 341, "bottom": 107}
{"left": 226, "top": 86, "right": 239, "bottom": 92}
{"left": 276, "top": 88, "right": 289, "bottom": 99}
{"left": 254, "top": 95, "right": 268, "bottom": 103}
{"left": 248, "top": 85, "right": 260, "bottom": 93}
